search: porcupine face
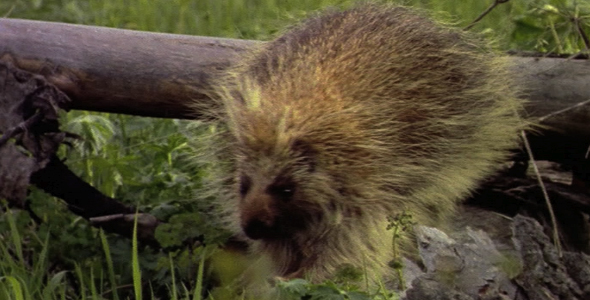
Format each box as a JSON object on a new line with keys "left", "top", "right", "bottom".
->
{"left": 236, "top": 139, "right": 326, "bottom": 241}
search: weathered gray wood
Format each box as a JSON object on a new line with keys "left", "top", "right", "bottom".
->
{"left": 513, "top": 57, "right": 590, "bottom": 134}
{"left": 0, "top": 18, "right": 257, "bottom": 119}
{"left": 1, "top": 18, "right": 590, "bottom": 128}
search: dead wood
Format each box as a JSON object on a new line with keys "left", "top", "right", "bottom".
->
{"left": 0, "top": 60, "right": 70, "bottom": 206}
{"left": 0, "top": 19, "right": 589, "bottom": 122}
{"left": 29, "top": 155, "right": 160, "bottom": 247}
{"left": 0, "top": 61, "right": 159, "bottom": 246}
{"left": 466, "top": 168, "right": 590, "bottom": 253}
{"left": 0, "top": 18, "right": 256, "bottom": 119}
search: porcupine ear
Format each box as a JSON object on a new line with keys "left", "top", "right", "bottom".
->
{"left": 291, "top": 139, "right": 317, "bottom": 172}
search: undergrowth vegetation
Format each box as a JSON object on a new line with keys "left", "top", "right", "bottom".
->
{"left": 1, "top": 0, "right": 588, "bottom": 299}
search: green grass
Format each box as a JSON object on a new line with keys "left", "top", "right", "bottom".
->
{"left": 99, "top": 230, "right": 119, "bottom": 300}
{"left": 0, "top": 208, "right": 66, "bottom": 300}
{"left": 4, "top": 0, "right": 588, "bottom": 51}
{"left": 1, "top": 0, "right": 589, "bottom": 299}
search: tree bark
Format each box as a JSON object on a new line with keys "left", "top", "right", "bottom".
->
{"left": 0, "top": 18, "right": 257, "bottom": 119}
{"left": 1, "top": 19, "right": 589, "bottom": 120}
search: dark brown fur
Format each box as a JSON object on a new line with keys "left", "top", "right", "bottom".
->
{"left": 199, "top": 4, "right": 525, "bottom": 284}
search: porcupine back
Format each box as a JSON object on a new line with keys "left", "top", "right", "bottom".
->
{"left": 205, "top": 3, "right": 524, "bottom": 282}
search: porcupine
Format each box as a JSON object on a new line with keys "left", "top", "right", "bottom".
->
{"left": 200, "top": 3, "right": 524, "bottom": 284}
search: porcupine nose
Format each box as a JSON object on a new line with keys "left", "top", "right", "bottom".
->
{"left": 243, "top": 219, "right": 271, "bottom": 240}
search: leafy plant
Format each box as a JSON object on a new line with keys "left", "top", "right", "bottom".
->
{"left": 386, "top": 212, "right": 415, "bottom": 290}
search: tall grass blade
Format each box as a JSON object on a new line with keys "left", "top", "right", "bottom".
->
{"left": 99, "top": 229, "right": 120, "bottom": 300}
{"left": 191, "top": 248, "right": 206, "bottom": 300}
{"left": 168, "top": 252, "right": 178, "bottom": 300}
{"left": 74, "top": 263, "right": 86, "bottom": 299}
{"left": 1, "top": 276, "right": 24, "bottom": 300}
{"left": 0, "top": 237, "right": 15, "bottom": 277}
{"left": 31, "top": 232, "right": 51, "bottom": 295}
{"left": 60, "top": 283, "right": 67, "bottom": 300}
{"left": 132, "top": 212, "right": 142, "bottom": 300}
{"left": 89, "top": 266, "right": 99, "bottom": 300}
{"left": 5, "top": 210, "right": 24, "bottom": 265}
{"left": 42, "top": 271, "right": 68, "bottom": 299}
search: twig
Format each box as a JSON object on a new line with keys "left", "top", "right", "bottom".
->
{"left": 521, "top": 130, "right": 563, "bottom": 257}
{"left": 89, "top": 214, "right": 126, "bottom": 223}
{"left": 538, "top": 98, "right": 590, "bottom": 122}
{"left": 0, "top": 112, "right": 43, "bottom": 147}
{"left": 573, "top": 17, "right": 590, "bottom": 51}
{"left": 29, "top": 156, "right": 161, "bottom": 248}
{"left": 464, "top": 0, "right": 511, "bottom": 31}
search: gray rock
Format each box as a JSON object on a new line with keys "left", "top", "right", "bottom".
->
{"left": 402, "top": 214, "right": 590, "bottom": 300}
{"left": 405, "top": 276, "right": 474, "bottom": 300}
{"left": 408, "top": 225, "right": 517, "bottom": 300}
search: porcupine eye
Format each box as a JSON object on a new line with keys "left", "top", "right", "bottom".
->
{"left": 239, "top": 174, "right": 251, "bottom": 197}
{"left": 267, "top": 180, "right": 296, "bottom": 202}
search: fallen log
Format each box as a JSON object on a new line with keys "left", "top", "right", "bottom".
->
{"left": 1, "top": 18, "right": 589, "bottom": 123}
{"left": 0, "top": 18, "right": 256, "bottom": 119}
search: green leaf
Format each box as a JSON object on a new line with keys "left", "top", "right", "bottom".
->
{"left": 42, "top": 271, "right": 68, "bottom": 299}
{"left": 276, "top": 278, "right": 310, "bottom": 296}
{"left": 308, "top": 285, "right": 346, "bottom": 300}
{"left": 2, "top": 276, "right": 25, "bottom": 300}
